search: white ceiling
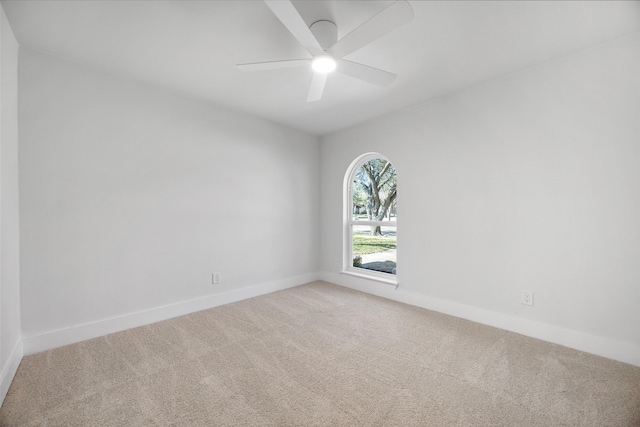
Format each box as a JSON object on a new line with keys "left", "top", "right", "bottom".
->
{"left": 3, "top": 0, "right": 640, "bottom": 136}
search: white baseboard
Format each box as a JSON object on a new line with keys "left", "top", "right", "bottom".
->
{"left": 1, "top": 338, "right": 23, "bottom": 404}
{"left": 320, "top": 271, "right": 640, "bottom": 368}
{"left": 23, "top": 272, "right": 320, "bottom": 356}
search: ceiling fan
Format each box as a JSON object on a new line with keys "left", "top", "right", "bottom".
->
{"left": 237, "top": 0, "right": 414, "bottom": 102}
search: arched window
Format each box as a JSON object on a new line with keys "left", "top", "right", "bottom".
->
{"left": 343, "top": 153, "right": 397, "bottom": 285}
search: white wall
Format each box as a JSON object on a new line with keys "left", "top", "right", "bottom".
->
{"left": 0, "top": 4, "right": 22, "bottom": 402}
{"left": 320, "top": 34, "right": 640, "bottom": 366}
{"left": 19, "top": 49, "right": 320, "bottom": 351}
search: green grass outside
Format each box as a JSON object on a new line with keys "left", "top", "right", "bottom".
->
{"left": 352, "top": 234, "right": 397, "bottom": 256}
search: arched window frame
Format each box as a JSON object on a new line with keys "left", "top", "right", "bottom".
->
{"left": 342, "top": 152, "right": 398, "bottom": 286}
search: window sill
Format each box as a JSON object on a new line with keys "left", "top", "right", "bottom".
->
{"left": 341, "top": 268, "right": 398, "bottom": 287}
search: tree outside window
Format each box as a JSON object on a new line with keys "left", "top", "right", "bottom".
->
{"left": 348, "top": 156, "right": 397, "bottom": 276}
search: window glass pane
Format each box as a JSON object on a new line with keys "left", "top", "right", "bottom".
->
{"left": 352, "top": 159, "right": 397, "bottom": 221}
{"left": 352, "top": 225, "right": 397, "bottom": 275}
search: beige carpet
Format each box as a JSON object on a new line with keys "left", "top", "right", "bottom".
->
{"left": 1, "top": 281, "right": 639, "bottom": 426}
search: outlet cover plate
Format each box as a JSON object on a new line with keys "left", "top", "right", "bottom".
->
{"left": 521, "top": 290, "right": 533, "bottom": 306}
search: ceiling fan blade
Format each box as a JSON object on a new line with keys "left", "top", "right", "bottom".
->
{"left": 327, "top": 0, "right": 414, "bottom": 59}
{"left": 336, "top": 60, "right": 397, "bottom": 86}
{"left": 264, "top": 1, "right": 324, "bottom": 56}
{"left": 307, "top": 72, "right": 328, "bottom": 102}
{"left": 237, "top": 59, "right": 310, "bottom": 71}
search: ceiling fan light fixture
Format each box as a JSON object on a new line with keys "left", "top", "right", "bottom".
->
{"left": 241, "top": 0, "right": 415, "bottom": 101}
{"left": 311, "top": 55, "right": 336, "bottom": 73}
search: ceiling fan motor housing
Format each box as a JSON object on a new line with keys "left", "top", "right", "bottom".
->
{"left": 310, "top": 20, "right": 337, "bottom": 51}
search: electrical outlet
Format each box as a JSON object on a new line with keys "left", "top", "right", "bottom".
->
{"left": 335, "top": 258, "right": 341, "bottom": 267}
{"left": 521, "top": 290, "right": 533, "bottom": 306}
{"left": 212, "top": 272, "right": 220, "bottom": 284}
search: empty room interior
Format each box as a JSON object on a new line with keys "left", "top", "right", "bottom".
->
{"left": 1, "top": 0, "right": 639, "bottom": 425}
